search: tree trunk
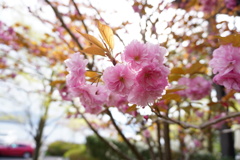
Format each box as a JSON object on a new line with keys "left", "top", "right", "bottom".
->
{"left": 163, "top": 119, "right": 171, "bottom": 160}
{"left": 157, "top": 121, "right": 163, "bottom": 160}
{"left": 33, "top": 104, "right": 50, "bottom": 160}
{"left": 207, "top": 128, "right": 213, "bottom": 153}
{"left": 220, "top": 123, "right": 235, "bottom": 160}
{"left": 215, "top": 85, "right": 235, "bottom": 159}
{"left": 179, "top": 129, "right": 185, "bottom": 160}
{"left": 33, "top": 136, "right": 41, "bottom": 160}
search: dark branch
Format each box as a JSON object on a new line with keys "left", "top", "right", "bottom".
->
{"left": 45, "top": 0, "right": 86, "bottom": 58}
{"left": 70, "top": 0, "right": 89, "bottom": 34}
{"left": 107, "top": 109, "right": 144, "bottom": 160}
{"left": 78, "top": 111, "right": 132, "bottom": 160}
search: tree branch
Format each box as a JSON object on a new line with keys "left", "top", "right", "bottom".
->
{"left": 156, "top": 121, "right": 163, "bottom": 160}
{"left": 106, "top": 109, "right": 144, "bottom": 160}
{"left": 77, "top": 111, "right": 132, "bottom": 160}
{"left": 44, "top": 0, "right": 87, "bottom": 58}
{"left": 146, "top": 136, "right": 156, "bottom": 160}
{"left": 87, "top": 0, "right": 126, "bottom": 47}
{"left": 200, "top": 112, "right": 240, "bottom": 129}
{"left": 73, "top": 104, "right": 131, "bottom": 160}
{"left": 154, "top": 111, "right": 240, "bottom": 130}
{"left": 70, "top": 0, "right": 89, "bottom": 34}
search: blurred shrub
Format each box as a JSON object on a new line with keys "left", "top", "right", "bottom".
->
{"left": 189, "top": 153, "right": 217, "bottom": 160}
{"left": 46, "top": 141, "right": 83, "bottom": 156}
{"left": 64, "top": 147, "right": 98, "bottom": 160}
{"left": 86, "top": 135, "right": 150, "bottom": 160}
{"left": 220, "top": 157, "right": 236, "bottom": 160}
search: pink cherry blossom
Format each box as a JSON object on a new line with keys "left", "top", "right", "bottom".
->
{"left": 65, "top": 52, "right": 88, "bottom": 87}
{"left": 210, "top": 44, "right": 240, "bottom": 91}
{"left": 146, "top": 42, "right": 167, "bottom": 64}
{"left": 84, "top": 105, "right": 103, "bottom": 114}
{"left": 127, "top": 63, "right": 169, "bottom": 106}
{"left": 189, "top": 77, "right": 212, "bottom": 100}
{"left": 122, "top": 40, "right": 148, "bottom": 71}
{"left": 64, "top": 40, "right": 170, "bottom": 113}
{"left": 143, "top": 115, "right": 149, "bottom": 121}
{"left": 209, "top": 44, "right": 240, "bottom": 75}
{"left": 103, "top": 63, "right": 135, "bottom": 95}
{"left": 177, "top": 76, "right": 211, "bottom": 100}
{"left": 136, "top": 63, "right": 169, "bottom": 91}
{"left": 143, "top": 129, "right": 151, "bottom": 138}
{"left": 196, "top": 110, "right": 204, "bottom": 118}
{"left": 118, "top": 105, "right": 138, "bottom": 116}
{"left": 155, "top": 100, "right": 168, "bottom": 111}
{"left": 193, "top": 139, "right": 202, "bottom": 148}
{"left": 0, "top": 21, "right": 19, "bottom": 50}
{"left": 76, "top": 84, "right": 108, "bottom": 114}
{"left": 199, "top": 0, "right": 217, "bottom": 13}
{"left": 132, "top": 5, "right": 141, "bottom": 13}
{"left": 122, "top": 40, "right": 168, "bottom": 71}
{"left": 225, "top": 0, "right": 237, "bottom": 9}
{"left": 128, "top": 85, "right": 162, "bottom": 106}
{"left": 59, "top": 85, "right": 73, "bottom": 101}
{"left": 176, "top": 77, "right": 191, "bottom": 98}
{"left": 106, "top": 91, "right": 128, "bottom": 108}
{"left": 213, "top": 72, "right": 240, "bottom": 92}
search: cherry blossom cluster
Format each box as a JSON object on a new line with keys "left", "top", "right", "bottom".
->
{"left": 65, "top": 40, "right": 169, "bottom": 114}
{"left": 177, "top": 76, "right": 211, "bottom": 100}
{"left": 199, "top": 0, "right": 237, "bottom": 12}
{"left": 199, "top": 0, "right": 217, "bottom": 13}
{"left": 0, "top": 21, "right": 19, "bottom": 50}
{"left": 209, "top": 44, "right": 240, "bottom": 91}
{"left": 224, "top": 0, "right": 238, "bottom": 9}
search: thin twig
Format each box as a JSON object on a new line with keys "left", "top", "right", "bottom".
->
{"left": 87, "top": 0, "right": 126, "bottom": 47}
{"left": 70, "top": 0, "right": 89, "bottom": 34}
{"left": 107, "top": 108, "right": 144, "bottom": 160}
{"left": 45, "top": 0, "right": 86, "bottom": 58}
{"left": 77, "top": 110, "right": 132, "bottom": 160}
{"left": 156, "top": 121, "right": 163, "bottom": 160}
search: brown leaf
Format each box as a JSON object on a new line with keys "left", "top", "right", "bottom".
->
{"left": 50, "top": 80, "right": 65, "bottom": 86}
{"left": 78, "top": 32, "right": 106, "bottom": 50}
{"left": 161, "top": 93, "right": 181, "bottom": 103}
{"left": 81, "top": 46, "right": 106, "bottom": 56}
{"left": 126, "top": 104, "right": 137, "bottom": 113}
{"left": 166, "top": 85, "right": 186, "bottom": 94}
{"left": 171, "top": 67, "right": 186, "bottom": 74}
{"left": 222, "top": 90, "right": 236, "bottom": 101}
{"left": 168, "top": 74, "right": 183, "bottom": 82}
{"left": 186, "top": 62, "right": 205, "bottom": 75}
{"left": 85, "top": 71, "right": 99, "bottom": 78}
{"left": 97, "top": 21, "right": 115, "bottom": 51}
{"left": 218, "top": 34, "right": 240, "bottom": 47}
